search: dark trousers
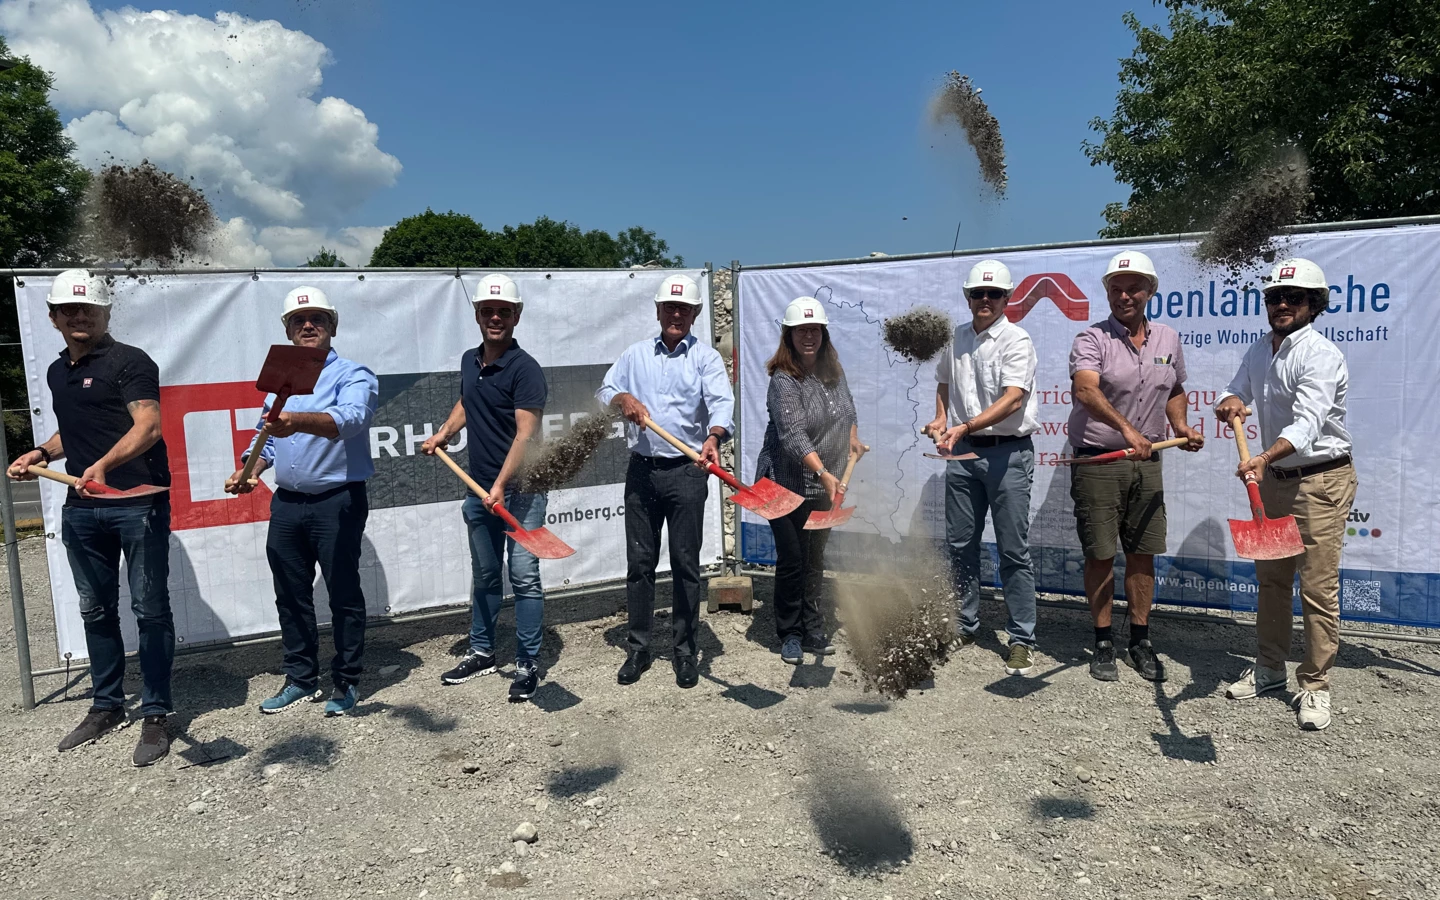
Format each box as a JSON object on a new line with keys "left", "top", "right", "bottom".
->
{"left": 266, "top": 483, "right": 369, "bottom": 692}
{"left": 767, "top": 496, "right": 832, "bottom": 641}
{"left": 625, "top": 454, "right": 708, "bottom": 658}
{"left": 60, "top": 498, "right": 174, "bottom": 717}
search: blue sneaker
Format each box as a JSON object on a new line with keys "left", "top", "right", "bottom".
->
{"left": 259, "top": 678, "right": 322, "bottom": 714}
{"left": 781, "top": 635, "right": 803, "bottom": 665}
{"left": 324, "top": 684, "right": 359, "bottom": 717}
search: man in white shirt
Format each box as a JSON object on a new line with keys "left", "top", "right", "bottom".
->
{"left": 1215, "top": 257, "right": 1356, "bottom": 731}
{"left": 923, "top": 259, "right": 1041, "bottom": 676}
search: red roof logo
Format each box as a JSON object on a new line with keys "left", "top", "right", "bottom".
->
{"left": 73, "top": 285, "right": 87, "bottom": 296}
{"left": 670, "top": 283, "right": 685, "bottom": 296}
{"left": 1279, "top": 266, "right": 1296, "bottom": 279}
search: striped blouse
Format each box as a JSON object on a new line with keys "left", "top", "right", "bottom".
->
{"left": 755, "top": 369, "right": 857, "bottom": 499}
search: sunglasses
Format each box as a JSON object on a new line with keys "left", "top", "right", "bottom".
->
{"left": 288, "top": 312, "right": 333, "bottom": 327}
{"left": 1264, "top": 288, "right": 1311, "bottom": 308}
{"left": 477, "top": 306, "right": 516, "bottom": 320}
{"left": 967, "top": 288, "right": 1007, "bottom": 301}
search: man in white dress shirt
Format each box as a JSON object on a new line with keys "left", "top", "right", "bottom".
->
{"left": 1215, "top": 257, "right": 1356, "bottom": 731}
{"left": 923, "top": 259, "right": 1040, "bottom": 676}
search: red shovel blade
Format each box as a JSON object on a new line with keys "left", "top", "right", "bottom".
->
{"left": 505, "top": 525, "right": 576, "bottom": 560}
{"left": 255, "top": 344, "right": 328, "bottom": 400}
{"left": 1228, "top": 481, "right": 1304, "bottom": 560}
{"left": 729, "top": 477, "right": 804, "bottom": 520}
{"left": 923, "top": 451, "right": 979, "bottom": 461}
{"left": 84, "top": 482, "right": 171, "bottom": 499}
{"left": 804, "top": 504, "right": 854, "bottom": 530}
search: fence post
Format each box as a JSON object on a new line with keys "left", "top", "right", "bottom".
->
{"left": 0, "top": 379, "right": 37, "bottom": 710}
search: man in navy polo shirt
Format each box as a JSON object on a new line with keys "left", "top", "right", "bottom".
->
{"left": 422, "top": 273, "right": 549, "bottom": 702}
{"left": 8, "top": 269, "right": 175, "bottom": 766}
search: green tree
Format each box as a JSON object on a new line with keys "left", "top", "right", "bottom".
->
{"left": 492, "top": 216, "right": 621, "bottom": 268}
{"left": 0, "top": 36, "right": 91, "bottom": 265}
{"left": 368, "top": 209, "right": 495, "bottom": 266}
{"left": 304, "top": 246, "right": 348, "bottom": 267}
{"left": 616, "top": 225, "right": 683, "bottom": 268}
{"left": 1084, "top": 0, "right": 1440, "bottom": 237}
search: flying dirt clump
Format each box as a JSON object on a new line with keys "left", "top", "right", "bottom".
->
{"left": 1194, "top": 156, "right": 1311, "bottom": 275}
{"left": 81, "top": 160, "right": 218, "bottom": 266}
{"left": 883, "top": 307, "right": 953, "bottom": 363}
{"left": 930, "top": 71, "right": 1008, "bottom": 196}
{"left": 836, "top": 549, "right": 956, "bottom": 699}
{"left": 520, "top": 409, "right": 618, "bottom": 494}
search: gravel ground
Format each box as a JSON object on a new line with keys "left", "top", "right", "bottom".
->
{"left": 3, "top": 534, "right": 1439, "bottom": 900}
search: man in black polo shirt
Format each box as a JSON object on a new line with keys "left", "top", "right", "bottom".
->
{"left": 422, "top": 273, "right": 549, "bottom": 702}
{"left": 7, "top": 270, "right": 174, "bottom": 766}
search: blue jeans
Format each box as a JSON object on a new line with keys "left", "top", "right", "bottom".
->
{"left": 462, "top": 493, "right": 546, "bottom": 662}
{"left": 945, "top": 440, "right": 1037, "bottom": 646}
{"left": 60, "top": 499, "right": 175, "bottom": 716}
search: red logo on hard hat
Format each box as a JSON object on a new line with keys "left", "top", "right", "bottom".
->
{"left": 1004, "top": 273, "right": 1090, "bottom": 324}
{"left": 670, "top": 284, "right": 685, "bottom": 296}
{"left": 1118, "top": 259, "right": 1130, "bottom": 269}
{"left": 73, "top": 285, "right": 87, "bottom": 296}
{"left": 1279, "top": 266, "right": 1296, "bottom": 279}
{"left": 803, "top": 309, "right": 814, "bottom": 318}
{"left": 489, "top": 285, "right": 501, "bottom": 295}
{"left": 983, "top": 272, "right": 994, "bottom": 282}
{"left": 296, "top": 295, "right": 309, "bottom": 305}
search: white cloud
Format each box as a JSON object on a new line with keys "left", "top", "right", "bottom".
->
{"left": 198, "top": 219, "right": 389, "bottom": 268}
{"left": 0, "top": 0, "right": 400, "bottom": 264}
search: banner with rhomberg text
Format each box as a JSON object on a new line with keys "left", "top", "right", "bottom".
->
{"left": 16, "top": 270, "right": 722, "bottom": 660}
{"left": 737, "top": 223, "right": 1440, "bottom": 628}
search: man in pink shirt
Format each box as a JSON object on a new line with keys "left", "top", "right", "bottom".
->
{"left": 1069, "top": 250, "right": 1204, "bottom": 683}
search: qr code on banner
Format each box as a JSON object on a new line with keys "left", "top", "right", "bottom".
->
{"left": 1342, "top": 579, "right": 1382, "bottom": 614}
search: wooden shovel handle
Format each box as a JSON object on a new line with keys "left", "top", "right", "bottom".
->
{"left": 433, "top": 448, "right": 523, "bottom": 531}
{"left": 837, "top": 444, "right": 869, "bottom": 487}
{"left": 27, "top": 462, "right": 122, "bottom": 495}
{"left": 1231, "top": 417, "right": 1252, "bottom": 464}
{"left": 640, "top": 416, "right": 701, "bottom": 463}
{"left": 1144, "top": 436, "right": 1193, "bottom": 453}
{"left": 237, "top": 424, "right": 272, "bottom": 486}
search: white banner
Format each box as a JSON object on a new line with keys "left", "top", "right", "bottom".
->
{"left": 737, "top": 224, "right": 1440, "bottom": 628}
{"left": 17, "top": 269, "right": 722, "bottom": 659}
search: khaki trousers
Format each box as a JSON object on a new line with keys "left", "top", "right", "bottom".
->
{"left": 1253, "top": 463, "right": 1357, "bottom": 692}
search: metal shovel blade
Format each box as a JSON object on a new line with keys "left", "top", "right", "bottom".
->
{"left": 804, "top": 504, "right": 854, "bottom": 530}
{"left": 1228, "top": 514, "right": 1304, "bottom": 560}
{"left": 923, "top": 452, "right": 979, "bottom": 461}
{"left": 505, "top": 523, "right": 576, "bottom": 560}
{"left": 255, "top": 344, "right": 328, "bottom": 397}
{"left": 729, "top": 477, "right": 804, "bottom": 520}
{"left": 90, "top": 482, "right": 171, "bottom": 499}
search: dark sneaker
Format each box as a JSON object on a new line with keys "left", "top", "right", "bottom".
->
{"left": 801, "top": 632, "right": 836, "bottom": 655}
{"left": 1090, "top": 641, "right": 1120, "bottom": 682}
{"left": 132, "top": 715, "right": 170, "bottom": 767}
{"left": 673, "top": 656, "right": 699, "bottom": 689}
{"left": 324, "top": 684, "right": 359, "bottom": 716}
{"left": 58, "top": 707, "right": 126, "bottom": 751}
{"left": 947, "top": 631, "right": 978, "bottom": 652}
{"left": 1004, "top": 642, "right": 1034, "bottom": 676}
{"left": 441, "top": 651, "right": 497, "bottom": 685}
{"left": 617, "top": 650, "right": 652, "bottom": 685}
{"left": 260, "top": 678, "right": 323, "bottom": 714}
{"left": 1125, "top": 640, "right": 1167, "bottom": 682}
{"left": 509, "top": 660, "right": 539, "bottom": 702}
{"left": 780, "top": 635, "right": 803, "bottom": 665}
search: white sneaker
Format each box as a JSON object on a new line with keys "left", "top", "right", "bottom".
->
{"left": 1224, "top": 663, "right": 1287, "bottom": 700}
{"left": 1293, "top": 689, "right": 1332, "bottom": 731}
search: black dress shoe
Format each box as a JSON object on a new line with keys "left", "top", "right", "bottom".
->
{"left": 617, "top": 650, "right": 652, "bottom": 685}
{"left": 673, "top": 655, "right": 698, "bottom": 689}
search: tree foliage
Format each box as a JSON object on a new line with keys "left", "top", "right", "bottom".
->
{"left": 304, "top": 246, "right": 348, "bottom": 267}
{"left": 0, "top": 36, "right": 91, "bottom": 265}
{"left": 1085, "top": 0, "right": 1440, "bottom": 237}
{"left": 368, "top": 210, "right": 683, "bottom": 269}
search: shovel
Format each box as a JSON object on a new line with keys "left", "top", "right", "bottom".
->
{"left": 234, "top": 344, "right": 329, "bottom": 488}
{"left": 433, "top": 449, "right": 576, "bottom": 560}
{"left": 22, "top": 461, "right": 169, "bottom": 499}
{"left": 919, "top": 421, "right": 978, "bottom": 461}
{"left": 642, "top": 416, "right": 803, "bottom": 520}
{"left": 1054, "top": 436, "right": 1194, "bottom": 465}
{"left": 805, "top": 444, "right": 869, "bottom": 530}
{"left": 1227, "top": 415, "right": 1303, "bottom": 560}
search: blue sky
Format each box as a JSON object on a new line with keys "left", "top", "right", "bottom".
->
{"left": 17, "top": 0, "right": 1170, "bottom": 267}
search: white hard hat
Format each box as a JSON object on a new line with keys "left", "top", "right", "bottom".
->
{"left": 962, "top": 259, "right": 1014, "bottom": 293}
{"left": 473, "top": 273, "right": 522, "bottom": 311}
{"left": 782, "top": 296, "right": 829, "bottom": 327}
{"left": 656, "top": 273, "right": 703, "bottom": 306}
{"left": 47, "top": 269, "right": 111, "bottom": 308}
{"left": 281, "top": 286, "right": 339, "bottom": 328}
{"left": 1102, "top": 250, "right": 1159, "bottom": 292}
{"left": 1265, "top": 257, "right": 1327, "bottom": 292}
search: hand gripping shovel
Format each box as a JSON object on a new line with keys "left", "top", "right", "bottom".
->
{"left": 433, "top": 450, "right": 575, "bottom": 560}
{"left": 642, "top": 416, "right": 803, "bottom": 520}
{"left": 23, "top": 461, "right": 169, "bottom": 499}
{"left": 918, "top": 423, "right": 977, "bottom": 461}
{"left": 1053, "top": 436, "right": 1193, "bottom": 465}
{"left": 805, "top": 444, "right": 868, "bottom": 530}
{"left": 1227, "top": 416, "right": 1303, "bottom": 560}
{"left": 234, "top": 344, "right": 329, "bottom": 487}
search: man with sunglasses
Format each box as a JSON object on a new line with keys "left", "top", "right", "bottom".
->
{"left": 1215, "top": 258, "right": 1354, "bottom": 732}
{"left": 8, "top": 270, "right": 174, "bottom": 765}
{"left": 1069, "top": 250, "right": 1204, "bottom": 684}
{"left": 226, "top": 286, "right": 379, "bottom": 717}
{"left": 924, "top": 259, "right": 1040, "bottom": 676}
{"left": 422, "top": 274, "right": 549, "bottom": 702}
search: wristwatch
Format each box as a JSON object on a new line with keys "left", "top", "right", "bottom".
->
{"left": 34, "top": 447, "right": 51, "bottom": 464}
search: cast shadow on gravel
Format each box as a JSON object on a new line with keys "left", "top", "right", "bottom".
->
{"left": 1030, "top": 796, "right": 1096, "bottom": 820}
{"left": 530, "top": 682, "right": 582, "bottom": 712}
{"left": 256, "top": 733, "right": 339, "bottom": 769}
{"left": 982, "top": 660, "right": 1076, "bottom": 700}
{"left": 167, "top": 661, "right": 252, "bottom": 768}
{"left": 695, "top": 647, "right": 787, "bottom": 710}
{"left": 546, "top": 763, "right": 622, "bottom": 798}
{"left": 807, "top": 764, "right": 914, "bottom": 874}
{"left": 350, "top": 701, "right": 459, "bottom": 733}
{"left": 833, "top": 701, "right": 890, "bottom": 715}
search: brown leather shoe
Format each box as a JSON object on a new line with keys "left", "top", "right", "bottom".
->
{"left": 57, "top": 707, "right": 126, "bottom": 752}
{"left": 132, "top": 715, "right": 170, "bottom": 767}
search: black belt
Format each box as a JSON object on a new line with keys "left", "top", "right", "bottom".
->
{"left": 1073, "top": 445, "right": 1161, "bottom": 460}
{"left": 274, "top": 481, "right": 367, "bottom": 503}
{"left": 630, "top": 452, "right": 693, "bottom": 470}
{"left": 966, "top": 434, "right": 1030, "bottom": 448}
{"left": 1269, "top": 455, "right": 1351, "bottom": 481}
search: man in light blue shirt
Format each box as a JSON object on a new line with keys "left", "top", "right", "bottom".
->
{"left": 597, "top": 274, "right": 733, "bottom": 689}
{"left": 226, "top": 286, "right": 378, "bottom": 717}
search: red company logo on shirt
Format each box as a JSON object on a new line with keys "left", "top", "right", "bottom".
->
{"left": 82, "top": 378, "right": 93, "bottom": 388}
{"left": 1004, "top": 273, "right": 1090, "bottom": 323}
{"left": 159, "top": 381, "right": 274, "bottom": 530}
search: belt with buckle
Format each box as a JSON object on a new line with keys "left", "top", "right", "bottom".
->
{"left": 1073, "top": 445, "right": 1160, "bottom": 460}
{"left": 1268, "top": 455, "right": 1351, "bottom": 480}
{"left": 966, "top": 434, "right": 1030, "bottom": 448}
